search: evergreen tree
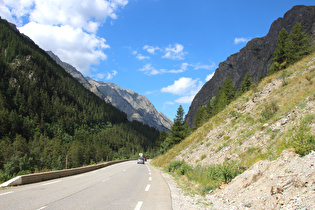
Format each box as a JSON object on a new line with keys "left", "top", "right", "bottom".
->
{"left": 168, "top": 105, "right": 190, "bottom": 147}
{"left": 273, "top": 28, "right": 288, "bottom": 64}
{"left": 285, "top": 23, "right": 312, "bottom": 65}
{"left": 156, "top": 129, "right": 167, "bottom": 148}
{"left": 269, "top": 23, "right": 312, "bottom": 75}
{"left": 240, "top": 73, "right": 252, "bottom": 93}
{"left": 215, "top": 76, "right": 235, "bottom": 112}
{"left": 193, "top": 105, "right": 207, "bottom": 129}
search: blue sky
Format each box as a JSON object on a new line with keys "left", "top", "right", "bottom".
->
{"left": 1, "top": 0, "right": 314, "bottom": 121}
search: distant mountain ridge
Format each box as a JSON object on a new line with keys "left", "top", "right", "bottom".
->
{"left": 86, "top": 79, "right": 173, "bottom": 131}
{"left": 185, "top": 5, "right": 315, "bottom": 127}
{"left": 47, "top": 51, "right": 172, "bottom": 131}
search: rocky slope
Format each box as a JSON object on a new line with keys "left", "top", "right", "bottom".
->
{"left": 164, "top": 150, "right": 315, "bottom": 209}
{"left": 47, "top": 51, "right": 172, "bottom": 131}
{"left": 174, "top": 54, "right": 315, "bottom": 167}
{"left": 186, "top": 5, "right": 315, "bottom": 127}
{"left": 153, "top": 53, "right": 315, "bottom": 209}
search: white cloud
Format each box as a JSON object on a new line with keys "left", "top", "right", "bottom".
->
{"left": 139, "top": 62, "right": 190, "bottom": 75}
{"left": 145, "top": 90, "right": 158, "bottom": 95}
{"left": 93, "top": 70, "right": 117, "bottom": 80}
{"left": 163, "top": 101, "right": 175, "bottom": 110}
{"left": 139, "top": 64, "right": 160, "bottom": 75}
{"left": 27, "top": 0, "right": 127, "bottom": 33}
{"left": 161, "top": 77, "right": 202, "bottom": 95}
{"left": 139, "top": 62, "right": 215, "bottom": 76}
{"left": 175, "top": 95, "right": 195, "bottom": 104}
{"left": 193, "top": 62, "right": 215, "bottom": 70}
{"left": 19, "top": 22, "right": 109, "bottom": 74}
{"left": 136, "top": 54, "right": 150, "bottom": 60}
{"left": 143, "top": 45, "right": 161, "bottom": 54}
{"left": 168, "top": 63, "right": 188, "bottom": 74}
{"left": 234, "top": 37, "right": 251, "bottom": 45}
{"left": 205, "top": 72, "right": 215, "bottom": 81}
{"left": 0, "top": 0, "right": 34, "bottom": 25}
{"left": 0, "top": 5, "right": 16, "bottom": 23}
{"left": 105, "top": 70, "right": 118, "bottom": 80}
{"left": 162, "top": 43, "right": 187, "bottom": 60}
{"left": 161, "top": 77, "right": 203, "bottom": 104}
{"left": 2, "top": 0, "right": 128, "bottom": 75}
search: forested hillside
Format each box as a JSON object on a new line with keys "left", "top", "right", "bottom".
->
{"left": 0, "top": 19, "right": 159, "bottom": 182}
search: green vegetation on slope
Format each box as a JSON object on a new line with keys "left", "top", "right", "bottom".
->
{"left": 268, "top": 22, "right": 313, "bottom": 74}
{"left": 0, "top": 19, "right": 160, "bottom": 182}
{"left": 152, "top": 52, "right": 314, "bottom": 196}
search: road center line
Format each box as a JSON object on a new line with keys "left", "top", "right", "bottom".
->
{"left": 37, "top": 206, "right": 47, "bottom": 210}
{"left": 42, "top": 180, "right": 61, "bottom": 186}
{"left": 145, "top": 184, "right": 150, "bottom": 191}
{"left": 134, "top": 201, "right": 143, "bottom": 210}
{"left": 149, "top": 177, "right": 152, "bottom": 181}
{"left": 0, "top": 191, "right": 14, "bottom": 196}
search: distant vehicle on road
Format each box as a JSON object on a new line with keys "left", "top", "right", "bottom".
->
{"left": 143, "top": 157, "right": 147, "bottom": 161}
{"left": 137, "top": 158, "right": 144, "bottom": 164}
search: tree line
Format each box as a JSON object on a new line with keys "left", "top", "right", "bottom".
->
{"left": 0, "top": 19, "right": 159, "bottom": 182}
{"left": 268, "top": 22, "right": 313, "bottom": 74}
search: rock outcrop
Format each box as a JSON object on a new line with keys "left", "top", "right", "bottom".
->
{"left": 186, "top": 5, "right": 315, "bottom": 127}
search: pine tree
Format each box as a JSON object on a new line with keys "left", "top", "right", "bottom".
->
{"left": 269, "top": 22, "right": 312, "bottom": 75}
{"left": 156, "top": 129, "right": 167, "bottom": 147}
{"left": 215, "top": 76, "right": 235, "bottom": 112}
{"left": 285, "top": 23, "right": 312, "bottom": 65}
{"left": 273, "top": 28, "right": 288, "bottom": 64}
{"left": 240, "top": 73, "right": 252, "bottom": 93}
{"left": 168, "top": 105, "right": 190, "bottom": 147}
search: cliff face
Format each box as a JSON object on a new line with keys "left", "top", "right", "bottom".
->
{"left": 186, "top": 5, "right": 315, "bottom": 127}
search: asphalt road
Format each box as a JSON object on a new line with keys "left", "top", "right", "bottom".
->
{"left": 0, "top": 160, "right": 172, "bottom": 210}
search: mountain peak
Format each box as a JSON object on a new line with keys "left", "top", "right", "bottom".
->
{"left": 85, "top": 77, "right": 173, "bottom": 131}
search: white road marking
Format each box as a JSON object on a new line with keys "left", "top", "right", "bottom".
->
{"left": 102, "top": 178, "right": 110, "bottom": 182}
{"left": 42, "top": 180, "right": 61, "bottom": 186}
{"left": 145, "top": 184, "right": 150, "bottom": 191}
{"left": 134, "top": 201, "right": 143, "bottom": 210}
{"left": 37, "top": 206, "right": 47, "bottom": 210}
{"left": 149, "top": 172, "right": 151, "bottom": 175}
{"left": 149, "top": 177, "right": 152, "bottom": 181}
{"left": 0, "top": 191, "right": 14, "bottom": 196}
{"left": 122, "top": 169, "right": 126, "bottom": 172}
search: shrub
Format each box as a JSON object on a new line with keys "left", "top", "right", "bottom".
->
{"left": 281, "top": 70, "right": 288, "bottom": 86}
{"left": 168, "top": 160, "right": 182, "bottom": 172}
{"left": 178, "top": 162, "right": 191, "bottom": 175}
{"left": 260, "top": 101, "right": 278, "bottom": 121}
{"left": 291, "top": 118, "right": 315, "bottom": 156}
{"left": 201, "top": 154, "right": 207, "bottom": 160}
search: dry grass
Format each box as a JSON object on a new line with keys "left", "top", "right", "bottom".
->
{"left": 152, "top": 53, "right": 315, "bottom": 194}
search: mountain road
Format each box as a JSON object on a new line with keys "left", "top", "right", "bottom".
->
{"left": 0, "top": 160, "right": 172, "bottom": 210}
